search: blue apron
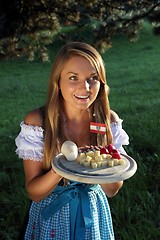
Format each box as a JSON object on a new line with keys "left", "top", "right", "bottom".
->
{"left": 41, "top": 182, "right": 100, "bottom": 240}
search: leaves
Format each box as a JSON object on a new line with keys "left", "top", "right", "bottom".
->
{"left": 0, "top": 0, "right": 159, "bottom": 61}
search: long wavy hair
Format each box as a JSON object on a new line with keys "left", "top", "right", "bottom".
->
{"left": 43, "top": 42, "right": 113, "bottom": 169}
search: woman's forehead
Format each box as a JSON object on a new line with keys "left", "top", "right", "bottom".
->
{"left": 61, "top": 55, "right": 97, "bottom": 74}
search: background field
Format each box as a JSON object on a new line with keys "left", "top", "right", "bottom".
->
{"left": 0, "top": 22, "right": 159, "bottom": 239}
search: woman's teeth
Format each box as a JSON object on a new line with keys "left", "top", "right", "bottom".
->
{"left": 75, "top": 95, "right": 89, "bottom": 99}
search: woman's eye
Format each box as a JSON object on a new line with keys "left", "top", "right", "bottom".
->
{"left": 69, "top": 76, "right": 78, "bottom": 81}
{"left": 88, "top": 75, "right": 99, "bottom": 83}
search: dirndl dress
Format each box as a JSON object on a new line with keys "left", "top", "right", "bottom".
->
{"left": 15, "top": 119, "right": 129, "bottom": 240}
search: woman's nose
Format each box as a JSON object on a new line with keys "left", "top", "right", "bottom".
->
{"left": 80, "top": 80, "right": 90, "bottom": 91}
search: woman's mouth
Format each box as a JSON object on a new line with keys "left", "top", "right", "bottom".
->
{"left": 74, "top": 94, "right": 90, "bottom": 100}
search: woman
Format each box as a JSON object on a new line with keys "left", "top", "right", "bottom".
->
{"left": 15, "top": 42, "right": 129, "bottom": 239}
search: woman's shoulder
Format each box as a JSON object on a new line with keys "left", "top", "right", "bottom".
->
{"left": 110, "top": 110, "right": 119, "bottom": 123}
{"left": 24, "top": 108, "right": 43, "bottom": 127}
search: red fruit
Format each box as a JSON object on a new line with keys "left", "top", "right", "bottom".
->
{"left": 111, "top": 149, "right": 119, "bottom": 154}
{"left": 100, "top": 147, "right": 109, "bottom": 154}
{"left": 106, "top": 144, "right": 116, "bottom": 154}
{"left": 112, "top": 152, "right": 121, "bottom": 159}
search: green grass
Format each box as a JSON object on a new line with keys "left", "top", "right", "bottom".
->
{"left": 104, "top": 24, "right": 160, "bottom": 156}
{"left": 0, "top": 22, "right": 160, "bottom": 239}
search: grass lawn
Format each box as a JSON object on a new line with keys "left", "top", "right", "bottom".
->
{"left": 0, "top": 22, "right": 159, "bottom": 239}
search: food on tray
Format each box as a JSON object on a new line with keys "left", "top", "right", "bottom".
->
{"left": 76, "top": 144, "right": 125, "bottom": 168}
{"left": 61, "top": 141, "right": 78, "bottom": 161}
{"left": 61, "top": 141, "right": 125, "bottom": 168}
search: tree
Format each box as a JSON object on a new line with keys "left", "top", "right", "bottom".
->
{"left": 0, "top": 0, "right": 160, "bottom": 61}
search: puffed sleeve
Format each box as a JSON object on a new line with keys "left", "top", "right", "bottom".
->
{"left": 15, "top": 122, "right": 44, "bottom": 161}
{"left": 111, "top": 119, "right": 129, "bottom": 154}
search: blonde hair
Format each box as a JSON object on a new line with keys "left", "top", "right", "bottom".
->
{"left": 43, "top": 42, "right": 112, "bottom": 169}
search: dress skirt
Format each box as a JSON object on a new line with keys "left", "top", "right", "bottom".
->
{"left": 25, "top": 182, "right": 114, "bottom": 240}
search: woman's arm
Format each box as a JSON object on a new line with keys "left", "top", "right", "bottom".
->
{"left": 23, "top": 160, "right": 62, "bottom": 202}
{"left": 22, "top": 109, "right": 62, "bottom": 202}
{"left": 100, "top": 181, "right": 123, "bottom": 197}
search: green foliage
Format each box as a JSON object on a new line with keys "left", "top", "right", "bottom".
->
{"left": 0, "top": 23, "right": 159, "bottom": 239}
{"left": 0, "top": 0, "right": 160, "bottom": 61}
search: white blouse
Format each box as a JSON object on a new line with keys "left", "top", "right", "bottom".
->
{"left": 15, "top": 119, "right": 129, "bottom": 161}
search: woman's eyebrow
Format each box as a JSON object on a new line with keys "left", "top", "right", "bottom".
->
{"left": 67, "top": 72, "right": 78, "bottom": 75}
{"left": 67, "top": 71, "right": 97, "bottom": 76}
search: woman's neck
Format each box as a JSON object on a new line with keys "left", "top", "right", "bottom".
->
{"left": 62, "top": 109, "right": 91, "bottom": 147}
{"left": 64, "top": 108, "right": 89, "bottom": 121}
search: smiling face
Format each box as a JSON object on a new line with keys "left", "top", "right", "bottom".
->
{"left": 59, "top": 55, "right": 101, "bottom": 112}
